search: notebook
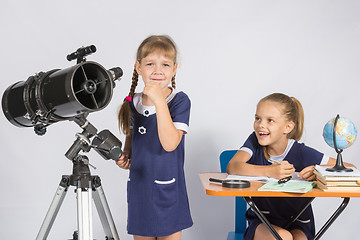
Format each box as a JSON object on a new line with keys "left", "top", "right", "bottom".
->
{"left": 227, "top": 172, "right": 305, "bottom": 182}
{"left": 258, "top": 180, "right": 315, "bottom": 193}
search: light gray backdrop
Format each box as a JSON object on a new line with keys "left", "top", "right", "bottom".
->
{"left": 1, "top": 1, "right": 360, "bottom": 239}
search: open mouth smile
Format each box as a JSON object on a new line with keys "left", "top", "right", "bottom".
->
{"left": 258, "top": 131, "right": 270, "bottom": 137}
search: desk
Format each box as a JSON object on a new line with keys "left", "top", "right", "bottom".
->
{"left": 199, "top": 172, "right": 360, "bottom": 240}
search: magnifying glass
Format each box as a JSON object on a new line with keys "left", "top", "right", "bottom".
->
{"left": 209, "top": 178, "right": 250, "bottom": 189}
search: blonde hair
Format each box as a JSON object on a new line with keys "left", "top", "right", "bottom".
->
{"left": 259, "top": 93, "right": 304, "bottom": 159}
{"left": 118, "top": 35, "right": 178, "bottom": 135}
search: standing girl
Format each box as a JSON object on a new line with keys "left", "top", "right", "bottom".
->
{"left": 227, "top": 93, "right": 342, "bottom": 240}
{"left": 116, "top": 35, "right": 193, "bottom": 240}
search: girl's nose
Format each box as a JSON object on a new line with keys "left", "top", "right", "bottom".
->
{"left": 154, "top": 65, "right": 162, "bottom": 73}
{"left": 258, "top": 120, "right": 265, "bottom": 128}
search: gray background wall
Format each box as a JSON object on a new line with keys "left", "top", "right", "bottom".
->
{"left": 1, "top": 1, "right": 360, "bottom": 239}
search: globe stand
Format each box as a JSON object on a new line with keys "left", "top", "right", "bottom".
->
{"left": 326, "top": 114, "right": 353, "bottom": 172}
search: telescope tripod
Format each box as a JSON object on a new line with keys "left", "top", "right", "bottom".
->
{"left": 36, "top": 155, "right": 120, "bottom": 240}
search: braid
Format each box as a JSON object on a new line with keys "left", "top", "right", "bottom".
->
{"left": 171, "top": 75, "right": 176, "bottom": 89}
{"left": 129, "top": 66, "right": 139, "bottom": 97}
{"left": 118, "top": 66, "right": 139, "bottom": 135}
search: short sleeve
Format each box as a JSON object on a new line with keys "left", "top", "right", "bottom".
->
{"left": 240, "top": 132, "right": 259, "bottom": 157}
{"left": 239, "top": 132, "right": 269, "bottom": 165}
{"left": 168, "top": 91, "right": 191, "bottom": 134}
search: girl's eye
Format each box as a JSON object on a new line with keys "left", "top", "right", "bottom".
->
{"left": 146, "top": 63, "right": 153, "bottom": 66}
{"left": 163, "top": 63, "right": 170, "bottom": 67}
{"left": 255, "top": 117, "right": 260, "bottom": 121}
{"left": 268, "top": 119, "right": 274, "bottom": 123}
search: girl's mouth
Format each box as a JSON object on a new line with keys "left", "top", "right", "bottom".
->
{"left": 258, "top": 131, "right": 270, "bottom": 137}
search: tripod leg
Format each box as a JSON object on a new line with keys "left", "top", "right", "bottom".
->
{"left": 36, "top": 176, "right": 70, "bottom": 240}
{"left": 92, "top": 176, "right": 120, "bottom": 240}
{"left": 76, "top": 185, "right": 93, "bottom": 240}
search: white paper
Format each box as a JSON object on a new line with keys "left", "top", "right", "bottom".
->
{"left": 227, "top": 172, "right": 305, "bottom": 182}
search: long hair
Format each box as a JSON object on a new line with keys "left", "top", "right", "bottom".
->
{"left": 118, "top": 35, "right": 178, "bottom": 135}
{"left": 259, "top": 93, "right": 304, "bottom": 159}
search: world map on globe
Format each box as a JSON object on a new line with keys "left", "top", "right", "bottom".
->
{"left": 323, "top": 117, "right": 357, "bottom": 150}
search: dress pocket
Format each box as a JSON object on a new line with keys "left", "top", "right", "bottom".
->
{"left": 153, "top": 178, "right": 178, "bottom": 208}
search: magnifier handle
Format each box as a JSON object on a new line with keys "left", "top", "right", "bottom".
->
{"left": 209, "top": 178, "right": 224, "bottom": 183}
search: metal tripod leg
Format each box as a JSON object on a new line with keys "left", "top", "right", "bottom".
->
{"left": 36, "top": 158, "right": 120, "bottom": 240}
{"left": 92, "top": 176, "right": 120, "bottom": 240}
{"left": 76, "top": 184, "right": 93, "bottom": 240}
{"left": 36, "top": 176, "right": 70, "bottom": 240}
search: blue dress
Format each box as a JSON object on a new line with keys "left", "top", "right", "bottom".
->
{"left": 127, "top": 89, "right": 193, "bottom": 237}
{"left": 240, "top": 132, "right": 327, "bottom": 240}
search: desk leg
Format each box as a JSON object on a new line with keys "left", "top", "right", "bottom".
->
{"left": 313, "top": 197, "right": 350, "bottom": 240}
{"left": 243, "top": 197, "right": 283, "bottom": 240}
{"left": 284, "top": 197, "right": 315, "bottom": 230}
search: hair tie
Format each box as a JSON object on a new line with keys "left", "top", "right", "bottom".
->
{"left": 125, "top": 96, "right": 132, "bottom": 102}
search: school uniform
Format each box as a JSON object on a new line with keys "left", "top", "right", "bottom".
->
{"left": 127, "top": 89, "right": 193, "bottom": 237}
{"left": 240, "top": 132, "right": 328, "bottom": 240}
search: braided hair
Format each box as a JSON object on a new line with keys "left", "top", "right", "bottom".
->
{"left": 118, "top": 66, "right": 139, "bottom": 135}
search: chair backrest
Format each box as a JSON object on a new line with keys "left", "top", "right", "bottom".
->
{"left": 219, "top": 150, "right": 238, "bottom": 173}
{"left": 219, "top": 150, "right": 247, "bottom": 236}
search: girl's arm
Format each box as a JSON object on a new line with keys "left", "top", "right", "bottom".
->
{"left": 227, "top": 150, "right": 295, "bottom": 179}
{"left": 143, "top": 82, "right": 184, "bottom": 152}
{"left": 154, "top": 98, "right": 184, "bottom": 152}
{"left": 116, "top": 131, "right": 132, "bottom": 169}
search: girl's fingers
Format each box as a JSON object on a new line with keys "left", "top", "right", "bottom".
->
{"left": 116, "top": 158, "right": 131, "bottom": 169}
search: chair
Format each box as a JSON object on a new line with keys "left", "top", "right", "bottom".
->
{"left": 219, "top": 150, "right": 247, "bottom": 240}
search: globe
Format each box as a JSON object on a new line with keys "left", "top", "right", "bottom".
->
{"left": 323, "top": 116, "right": 357, "bottom": 150}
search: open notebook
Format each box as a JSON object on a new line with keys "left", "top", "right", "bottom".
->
{"left": 227, "top": 172, "right": 314, "bottom": 193}
{"left": 257, "top": 181, "right": 315, "bottom": 193}
{"left": 227, "top": 172, "right": 305, "bottom": 182}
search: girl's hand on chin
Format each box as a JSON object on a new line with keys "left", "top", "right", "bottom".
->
{"left": 143, "top": 81, "right": 163, "bottom": 103}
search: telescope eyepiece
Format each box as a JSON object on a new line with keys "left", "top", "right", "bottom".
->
{"left": 67, "top": 45, "right": 97, "bottom": 62}
{"left": 108, "top": 67, "right": 123, "bottom": 81}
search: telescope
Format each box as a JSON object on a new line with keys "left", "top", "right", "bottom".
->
{"left": 2, "top": 45, "right": 122, "bottom": 136}
{"left": 1, "top": 45, "right": 124, "bottom": 240}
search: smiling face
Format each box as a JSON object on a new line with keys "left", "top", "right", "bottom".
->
{"left": 253, "top": 100, "right": 295, "bottom": 155}
{"left": 135, "top": 51, "right": 177, "bottom": 91}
